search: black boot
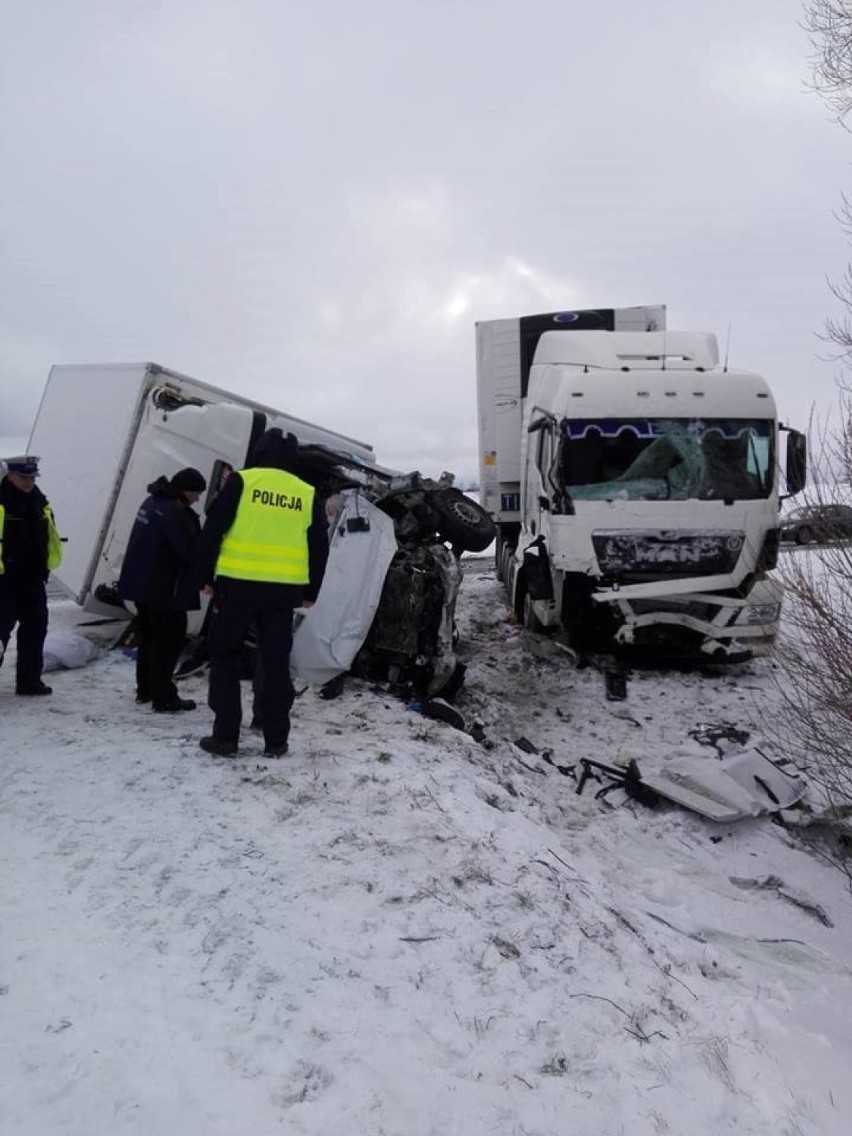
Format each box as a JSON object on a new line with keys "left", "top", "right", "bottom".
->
{"left": 263, "top": 742, "right": 289, "bottom": 758}
{"left": 199, "top": 736, "right": 238, "bottom": 757}
{"left": 16, "top": 680, "right": 53, "bottom": 696}
{"left": 152, "top": 697, "right": 196, "bottom": 712}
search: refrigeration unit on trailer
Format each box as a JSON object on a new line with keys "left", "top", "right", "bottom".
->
{"left": 476, "top": 308, "right": 807, "bottom": 661}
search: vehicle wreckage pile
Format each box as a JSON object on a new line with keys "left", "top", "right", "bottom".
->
{"left": 287, "top": 443, "right": 496, "bottom": 702}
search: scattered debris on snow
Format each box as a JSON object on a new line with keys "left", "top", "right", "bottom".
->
{"left": 2, "top": 574, "right": 852, "bottom": 1136}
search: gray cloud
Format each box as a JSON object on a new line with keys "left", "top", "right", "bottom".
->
{"left": 1, "top": 1, "right": 847, "bottom": 481}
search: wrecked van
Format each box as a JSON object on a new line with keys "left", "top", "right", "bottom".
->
{"left": 289, "top": 444, "right": 495, "bottom": 698}
{"left": 26, "top": 361, "right": 494, "bottom": 698}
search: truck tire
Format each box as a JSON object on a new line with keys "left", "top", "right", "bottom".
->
{"left": 432, "top": 489, "right": 496, "bottom": 552}
{"left": 502, "top": 544, "right": 516, "bottom": 594}
{"left": 495, "top": 529, "right": 504, "bottom": 581}
{"left": 795, "top": 525, "right": 813, "bottom": 546}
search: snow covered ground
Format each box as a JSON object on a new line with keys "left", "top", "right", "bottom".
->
{"left": 2, "top": 564, "right": 852, "bottom": 1136}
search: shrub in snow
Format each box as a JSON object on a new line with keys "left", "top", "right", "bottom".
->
{"left": 774, "top": 404, "right": 852, "bottom": 881}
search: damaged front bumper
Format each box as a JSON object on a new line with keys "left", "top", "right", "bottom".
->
{"left": 604, "top": 575, "right": 783, "bottom": 660}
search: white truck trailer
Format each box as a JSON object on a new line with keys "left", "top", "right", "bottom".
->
{"left": 25, "top": 361, "right": 494, "bottom": 696}
{"left": 476, "top": 307, "right": 807, "bottom": 662}
{"left": 27, "top": 362, "right": 377, "bottom": 621}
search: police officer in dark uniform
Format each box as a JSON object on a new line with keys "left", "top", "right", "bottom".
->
{"left": 198, "top": 430, "right": 328, "bottom": 757}
{"left": 0, "top": 455, "right": 62, "bottom": 695}
{"left": 117, "top": 467, "right": 207, "bottom": 712}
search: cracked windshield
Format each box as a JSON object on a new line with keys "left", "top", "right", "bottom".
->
{"left": 557, "top": 418, "right": 773, "bottom": 502}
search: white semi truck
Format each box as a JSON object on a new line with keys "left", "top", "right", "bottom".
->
{"left": 476, "top": 306, "right": 807, "bottom": 662}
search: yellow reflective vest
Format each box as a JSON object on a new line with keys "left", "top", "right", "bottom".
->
{"left": 215, "top": 468, "right": 314, "bottom": 584}
{"left": 0, "top": 501, "right": 62, "bottom": 576}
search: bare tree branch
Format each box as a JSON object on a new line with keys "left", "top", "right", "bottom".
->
{"left": 805, "top": 0, "right": 852, "bottom": 126}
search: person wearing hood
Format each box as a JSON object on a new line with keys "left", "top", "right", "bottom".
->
{"left": 0, "top": 455, "right": 63, "bottom": 695}
{"left": 197, "top": 429, "right": 328, "bottom": 758}
{"left": 117, "top": 467, "right": 207, "bottom": 712}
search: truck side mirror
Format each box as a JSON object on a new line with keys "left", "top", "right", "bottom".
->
{"left": 784, "top": 430, "right": 807, "bottom": 497}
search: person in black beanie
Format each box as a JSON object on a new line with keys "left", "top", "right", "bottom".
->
{"left": 117, "top": 467, "right": 207, "bottom": 712}
{"left": 0, "top": 455, "right": 63, "bottom": 695}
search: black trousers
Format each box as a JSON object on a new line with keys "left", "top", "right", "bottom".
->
{"left": 0, "top": 578, "right": 48, "bottom": 688}
{"left": 206, "top": 579, "right": 295, "bottom": 749}
{"left": 135, "top": 604, "right": 187, "bottom": 706}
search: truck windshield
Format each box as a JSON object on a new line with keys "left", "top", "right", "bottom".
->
{"left": 560, "top": 418, "right": 773, "bottom": 502}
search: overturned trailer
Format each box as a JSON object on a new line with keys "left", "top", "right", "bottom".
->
{"left": 27, "top": 362, "right": 494, "bottom": 696}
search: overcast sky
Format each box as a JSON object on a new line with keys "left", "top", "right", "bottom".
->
{"left": 1, "top": 0, "right": 849, "bottom": 481}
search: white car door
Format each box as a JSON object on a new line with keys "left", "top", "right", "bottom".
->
{"left": 290, "top": 490, "right": 398, "bottom": 684}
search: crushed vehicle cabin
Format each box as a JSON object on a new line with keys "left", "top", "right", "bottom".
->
{"left": 288, "top": 443, "right": 494, "bottom": 698}
{"left": 476, "top": 306, "right": 808, "bottom": 664}
{"left": 27, "top": 362, "right": 494, "bottom": 699}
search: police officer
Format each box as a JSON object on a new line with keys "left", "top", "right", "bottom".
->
{"left": 0, "top": 455, "right": 62, "bottom": 695}
{"left": 198, "top": 430, "right": 328, "bottom": 757}
{"left": 117, "top": 467, "right": 207, "bottom": 712}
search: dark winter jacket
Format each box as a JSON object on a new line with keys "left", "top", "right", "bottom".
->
{"left": 198, "top": 429, "right": 328, "bottom": 603}
{"left": 117, "top": 478, "right": 203, "bottom": 611}
{"left": 0, "top": 477, "right": 57, "bottom": 584}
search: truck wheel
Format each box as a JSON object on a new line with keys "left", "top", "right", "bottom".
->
{"left": 432, "top": 489, "right": 496, "bottom": 552}
{"left": 495, "top": 529, "right": 504, "bottom": 581}
{"left": 502, "top": 545, "right": 516, "bottom": 595}
{"left": 795, "top": 525, "right": 813, "bottom": 545}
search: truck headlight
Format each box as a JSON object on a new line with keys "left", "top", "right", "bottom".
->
{"left": 736, "top": 603, "right": 781, "bottom": 626}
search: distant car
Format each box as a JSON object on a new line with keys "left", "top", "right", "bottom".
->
{"left": 780, "top": 503, "right": 852, "bottom": 545}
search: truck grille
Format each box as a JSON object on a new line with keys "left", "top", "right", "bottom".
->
{"left": 592, "top": 530, "right": 744, "bottom": 579}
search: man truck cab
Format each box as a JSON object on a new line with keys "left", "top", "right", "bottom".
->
{"left": 477, "top": 308, "right": 806, "bottom": 662}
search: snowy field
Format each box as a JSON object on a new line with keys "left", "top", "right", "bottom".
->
{"left": 2, "top": 564, "right": 852, "bottom": 1136}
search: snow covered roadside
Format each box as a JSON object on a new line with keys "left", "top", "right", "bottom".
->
{"left": 2, "top": 576, "right": 852, "bottom": 1136}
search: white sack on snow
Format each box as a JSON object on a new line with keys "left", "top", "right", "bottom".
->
{"left": 42, "top": 629, "right": 101, "bottom": 671}
{"left": 290, "top": 491, "right": 398, "bottom": 685}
